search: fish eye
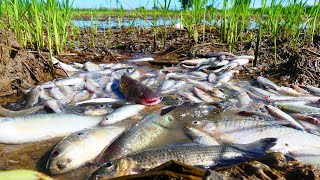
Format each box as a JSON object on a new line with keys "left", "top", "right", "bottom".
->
{"left": 105, "top": 117, "right": 109, "bottom": 121}
{"left": 192, "top": 121, "right": 199, "bottom": 125}
{"left": 138, "top": 91, "right": 143, "bottom": 96}
{"left": 167, "top": 117, "right": 173, "bottom": 123}
{"left": 51, "top": 150, "right": 60, "bottom": 157}
{"left": 103, "top": 161, "right": 115, "bottom": 170}
{"left": 77, "top": 132, "right": 84, "bottom": 136}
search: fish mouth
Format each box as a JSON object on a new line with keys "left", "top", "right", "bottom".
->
{"left": 140, "top": 97, "right": 161, "bottom": 105}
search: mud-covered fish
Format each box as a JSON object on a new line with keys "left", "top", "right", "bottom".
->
{"left": 0, "top": 114, "right": 103, "bottom": 144}
{"left": 99, "top": 113, "right": 175, "bottom": 162}
{"left": 91, "top": 138, "right": 276, "bottom": 179}
{"left": 119, "top": 75, "right": 161, "bottom": 105}
{"left": 47, "top": 126, "right": 126, "bottom": 174}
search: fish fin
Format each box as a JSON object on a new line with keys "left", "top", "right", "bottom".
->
{"left": 160, "top": 106, "right": 177, "bottom": 116}
{"left": 234, "top": 138, "right": 277, "bottom": 155}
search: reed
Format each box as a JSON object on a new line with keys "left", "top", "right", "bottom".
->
{"left": 0, "top": 0, "right": 73, "bottom": 53}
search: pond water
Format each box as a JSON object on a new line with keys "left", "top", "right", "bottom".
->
{"left": 72, "top": 17, "right": 179, "bottom": 29}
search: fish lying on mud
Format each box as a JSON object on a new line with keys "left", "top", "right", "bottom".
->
{"left": 90, "top": 138, "right": 277, "bottom": 179}
{"left": 119, "top": 75, "right": 161, "bottom": 105}
{"left": 185, "top": 117, "right": 320, "bottom": 168}
{"left": 0, "top": 114, "right": 103, "bottom": 144}
{"left": 47, "top": 126, "right": 126, "bottom": 174}
{"left": 0, "top": 105, "right": 44, "bottom": 117}
{"left": 99, "top": 112, "right": 175, "bottom": 162}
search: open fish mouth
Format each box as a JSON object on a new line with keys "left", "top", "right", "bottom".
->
{"left": 140, "top": 97, "right": 161, "bottom": 105}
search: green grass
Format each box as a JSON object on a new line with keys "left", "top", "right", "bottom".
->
{"left": 0, "top": 0, "right": 73, "bottom": 54}
{"left": 0, "top": 0, "right": 319, "bottom": 65}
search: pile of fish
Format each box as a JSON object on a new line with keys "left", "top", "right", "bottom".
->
{"left": 0, "top": 52, "right": 320, "bottom": 179}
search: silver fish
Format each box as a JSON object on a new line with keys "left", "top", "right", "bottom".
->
{"left": 186, "top": 117, "right": 320, "bottom": 167}
{"left": 91, "top": 138, "right": 276, "bottom": 179}
{"left": 0, "top": 114, "right": 103, "bottom": 144}
{"left": 100, "top": 113, "right": 175, "bottom": 162}
{"left": 256, "top": 76, "right": 280, "bottom": 90}
{"left": 99, "top": 104, "right": 145, "bottom": 125}
{"left": 185, "top": 127, "right": 220, "bottom": 145}
{"left": 47, "top": 126, "right": 126, "bottom": 174}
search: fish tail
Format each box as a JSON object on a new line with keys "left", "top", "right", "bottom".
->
{"left": 238, "top": 138, "right": 277, "bottom": 154}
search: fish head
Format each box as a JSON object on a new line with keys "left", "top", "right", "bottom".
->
{"left": 47, "top": 147, "right": 70, "bottom": 174}
{"left": 185, "top": 120, "right": 214, "bottom": 132}
{"left": 120, "top": 75, "right": 161, "bottom": 105}
{"left": 90, "top": 158, "right": 137, "bottom": 179}
{"left": 137, "top": 87, "right": 162, "bottom": 105}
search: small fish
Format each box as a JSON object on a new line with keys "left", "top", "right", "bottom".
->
{"left": 52, "top": 57, "right": 80, "bottom": 74}
{"left": 54, "top": 77, "right": 85, "bottom": 87}
{"left": 265, "top": 105, "right": 305, "bottom": 131}
{"left": 275, "top": 103, "right": 320, "bottom": 114}
{"left": 185, "top": 127, "right": 220, "bottom": 145}
{"left": 0, "top": 114, "right": 103, "bottom": 144}
{"left": 44, "top": 99, "right": 64, "bottom": 113}
{"left": 159, "top": 80, "right": 175, "bottom": 91}
{"left": 100, "top": 113, "right": 175, "bottom": 162}
{"left": 290, "top": 85, "right": 310, "bottom": 94}
{"left": 75, "top": 98, "right": 119, "bottom": 105}
{"left": 300, "top": 85, "right": 320, "bottom": 95}
{"left": 127, "top": 57, "right": 154, "bottom": 63}
{"left": 178, "top": 92, "right": 203, "bottom": 103}
{"left": 236, "top": 92, "right": 252, "bottom": 108}
{"left": 256, "top": 76, "right": 280, "bottom": 90}
{"left": 99, "top": 104, "right": 145, "bottom": 125}
{"left": 49, "top": 87, "right": 65, "bottom": 100}
{"left": 0, "top": 105, "right": 43, "bottom": 117}
{"left": 265, "top": 95, "right": 320, "bottom": 103}
{"left": 91, "top": 138, "right": 276, "bottom": 179}
{"left": 290, "top": 113, "right": 320, "bottom": 125}
{"left": 214, "top": 70, "right": 239, "bottom": 86}
{"left": 249, "top": 86, "right": 276, "bottom": 97}
{"left": 25, "top": 86, "right": 43, "bottom": 108}
{"left": 70, "top": 90, "right": 90, "bottom": 104}
{"left": 119, "top": 75, "right": 161, "bottom": 105}
{"left": 180, "top": 58, "right": 209, "bottom": 65}
{"left": 192, "top": 87, "right": 215, "bottom": 102}
{"left": 47, "top": 126, "right": 126, "bottom": 174}
{"left": 84, "top": 62, "right": 102, "bottom": 71}
{"left": 277, "top": 86, "right": 302, "bottom": 96}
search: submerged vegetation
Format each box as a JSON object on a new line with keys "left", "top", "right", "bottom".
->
{"left": 0, "top": 0, "right": 319, "bottom": 63}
